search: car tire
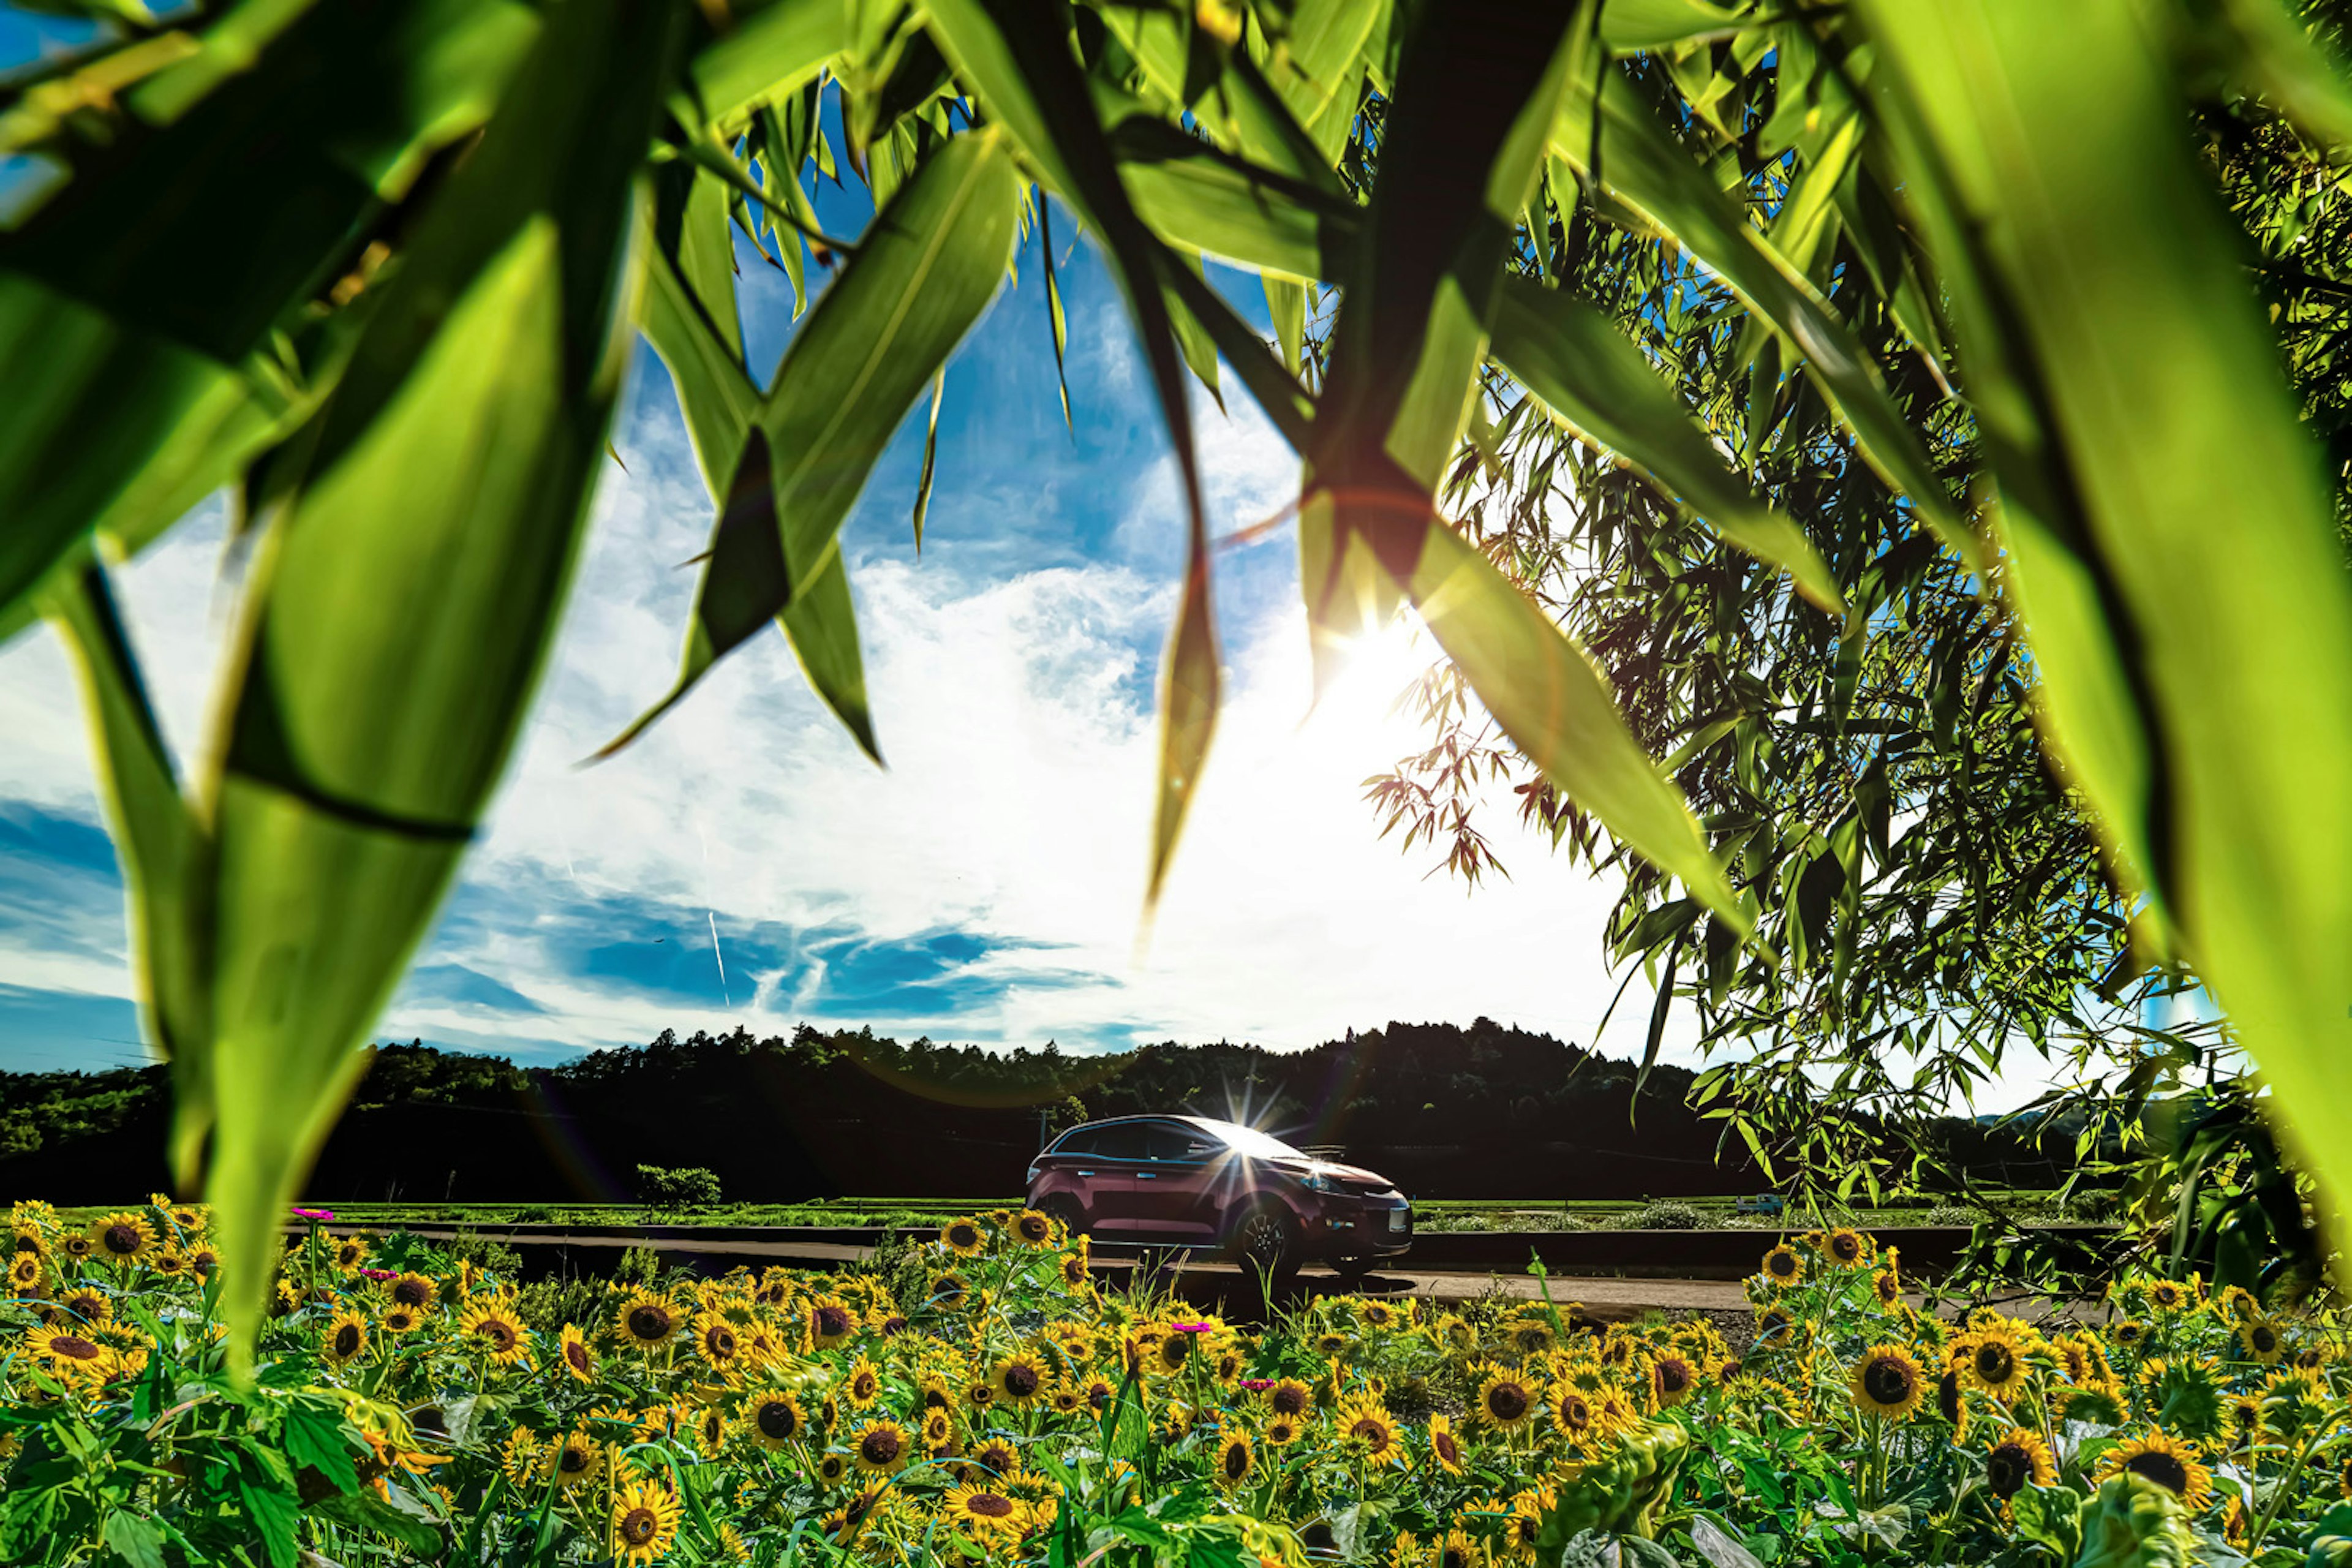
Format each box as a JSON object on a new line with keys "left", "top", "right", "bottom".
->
{"left": 1037, "top": 1194, "right": 1087, "bottom": 1238}
{"left": 1230, "top": 1201, "right": 1298, "bottom": 1281}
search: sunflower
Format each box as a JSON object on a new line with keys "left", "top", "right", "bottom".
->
{"left": 821, "top": 1485, "right": 889, "bottom": 1546}
{"left": 89, "top": 1213, "right": 152, "bottom": 1264}
{"left": 1873, "top": 1269, "right": 1902, "bottom": 1308}
{"left": 322, "top": 1310, "right": 369, "bottom": 1369}
{"left": 693, "top": 1315, "right": 741, "bottom": 1370}
{"left": 967, "top": 1436, "right": 1020, "bottom": 1479}
{"left": 2095, "top": 1431, "right": 2212, "bottom": 1509}
{"left": 1647, "top": 1354, "right": 1698, "bottom": 1411}
{"left": 1012, "top": 1208, "right": 1055, "bottom": 1248}
{"left": 1475, "top": 1364, "right": 1537, "bottom": 1430}
{"left": 26, "top": 1324, "right": 115, "bottom": 1382}
{"left": 1551, "top": 1386, "right": 1604, "bottom": 1446}
{"left": 693, "top": 1403, "right": 728, "bottom": 1452}
{"left": 149, "top": 1247, "right": 189, "bottom": 1281}
{"left": 1822, "top": 1227, "right": 1868, "bottom": 1268}
{"left": 381, "top": 1305, "right": 422, "bottom": 1336}
{"left": 963, "top": 1378, "right": 997, "bottom": 1412}
{"left": 992, "top": 1352, "right": 1048, "bottom": 1406}
{"left": 1155, "top": 1331, "right": 1194, "bottom": 1374}
{"left": 1849, "top": 1344, "right": 1927, "bottom": 1421}
{"left": 611, "top": 1479, "right": 682, "bottom": 1566}
{"left": 809, "top": 1297, "right": 857, "bottom": 1349}
{"left": 922, "top": 1408, "right": 956, "bottom": 1450}
{"left": 2110, "top": 1319, "right": 2149, "bottom": 1352}
{"left": 61, "top": 1233, "right": 94, "bottom": 1262}
{"left": 1265, "top": 1378, "right": 1313, "bottom": 1419}
{"left": 947, "top": 1482, "right": 1028, "bottom": 1537}
{"left": 1985, "top": 1428, "right": 2056, "bottom": 1501}
{"left": 941, "top": 1218, "right": 987, "bottom": 1257}
{"left": 459, "top": 1300, "right": 529, "bottom": 1365}
{"left": 499, "top": 1427, "right": 542, "bottom": 1487}
{"left": 744, "top": 1389, "right": 805, "bottom": 1450}
{"left": 2236, "top": 1318, "right": 2286, "bottom": 1364}
{"left": 1959, "top": 1327, "right": 2030, "bottom": 1400}
{"left": 1212, "top": 1423, "right": 1254, "bottom": 1488}
{"left": 1761, "top": 1245, "right": 1804, "bottom": 1286}
{"left": 1754, "top": 1308, "right": 1797, "bottom": 1347}
{"left": 1265, "top": 1413, "right": 1304, "bottom": 1447}
{"left": 1336, "top": 1398, "right": 1399, "bottom": 1460}
{"left": 168, "top": 1204, "right": 204, "bottom": 1234}
{"left": 188, "top": 1245, "right": 219, "bottom": 1280}
{"left": 1428, "top": 1412, "right": 1466, "bottom": 1476}
{"left": 1060, "top": 1245, "right": 1091, "bottom": 1290}
{"left": 2228, "top": 1394, "right": 2264, "bottom": 1449}
{"left": 815, "top": 1451, "right": 853, "bottom": 1487}
{"left": 1428, "top": 1529, "right": 1480, "bottom": 1568}
{"left": 2218, "top": 1284, "right": 2261, "bottom": 1324}
{"left": 930, "top": 1273, "right": 971, "bottom": 1310}
{"left": 2146, "top": 1279, "right": 2192, "bottom": 1315}
{"left": 387, "top": 1272, "right": 437, "bottom": 1312}
{"left": 1502, "top": 1490, "right": 1550, "bottom": 1562}
{"left": 1313, "top": 1330, "right": 1351, "bottom": 1357}
{"left": 58, "top": 1287, "right": 109, "bottom": 1326}
{"left": 851, "top": 1417, "right": 911, "bottom": 1474}
{"left": 556, "top": 1322, "right": 595, "bottom": 1382}
{"left": 333, "top": 1235, "right": 370, "bottom": 1273}
{"left": 842, "top": 1354, "right": 884, "bottom": 1408}
{"left": 552, "top": 1431, "right": 603, "bottom": 1488}
{"left": 2052, "top": 1380, "right": 2127, "bottom": 1427}
{"left": 1508, "top": 1319, "right": 1558, "bottom": 1357}
{"left": 1047, "top": 1384, "right": 1085, "bottom": 1417}
{"left": 1212, "top": 1347, "right": 1244, "bottom": 1385}
{"left": 7, "top": 1252, "right": 42, "bottom": 1291}
{"left": 617, "top": 1293, "right": 678, "bottom": 1349}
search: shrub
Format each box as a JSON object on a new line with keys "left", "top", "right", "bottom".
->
{"left": 1616, "top": 1199, "right": 1703, "bottom": 1230}
{"left": 635, "top": 1164, "right": 722, "bottom": 1212}
{"left": 1926, "top": 1204, "right": 1983, "bottom": 1227}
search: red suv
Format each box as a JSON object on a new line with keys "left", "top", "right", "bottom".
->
{"left": 1026, "top": 1115, "right": 1413, "bottom": 1276}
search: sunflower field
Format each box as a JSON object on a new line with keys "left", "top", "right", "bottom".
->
{"left": 4, "top": 1200, "right": 2351, "bottom": 1568}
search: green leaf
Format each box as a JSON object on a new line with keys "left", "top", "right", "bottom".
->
{"left": 100, "top": 1510, "right": 166, "bottom": 1568}
{"left": 1040, "top": 194, "right": 1077, "bottom": 432}
{"left": 611, "top": 127, "right": 1019, "bottom": 756}
{"left": 911, "top": 366, "right": 947, "bottom": 552}
{"left": 199, "top": 0, "right": 681, "bottom": 1378}
{"left": 44, "top": 559, "right": 212, "bottom": 1189}
{"left": 0, "top": 0, "right": 541, "bottom": 625}
{"left": 1488, "top": 274, "right": 1844, "bottom": 613}
{"left": 311, "top": 1488, "right": 448, "bottom": 1558}
{"left": 922, "top": 0, "right": 1227, "bottom": 905}
{"left": 1166, "top": 251, "right": 1226, "bottom": 413}
{"left": 689, "top": 0, "right": 852, "bottom": 129}
{"left": 1855, "top": 1, "right": 2352, "bottom": 1219}
{"left": 1551, "top": 63, "right": 1982, "bottom": 574}
{"left": 1264, "top": 274, "right": 1307, "bottom": 375}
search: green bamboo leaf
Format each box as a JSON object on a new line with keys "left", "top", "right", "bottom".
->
{"left": 200, "top": 0, "right": 681, "bottom": 1375}
{"left": 1599, "top": 0, "right": 1751, "bottom": 51}
{"left": 1857, "top": 0, "right": 2352, "bottom": 1212}
{"left": 1488, "top": 274, "right": 1844, "bottom": 613}
{"left": 1264, "top": 274, "right": 1307, "bottom": 375}
{"left": 2203, "top": 0, "right": 2352, "bottom": 151}
{"left": 0, "top": 0, "right": 541, "bottom": 625}
{"left": 911, "top": 366, "right": 947, "bottom": 552}
{"left": 1262, "top": 0, "right": 1384, "bottom": 164}
{"left": 921, "top": 0, "right": 1227, "bottom": 905}
{"left": 1161, "top": 257, "right": 1316, "bottom": 450}
{"left": 1167, "top": 251, "right": 1225, "bottom": 413}
{"left": 1551, "top": 64, "right": 1983, "bottom": 574}
{"left": 45, "top": 555, "right": 213, "bottom": 1189}
{"left": 688, "top": 0, "right": 853, "bottom": 129}
{"left": 1040, "top": 195, "right": 1076, "bottom": 433}
{"left": 610, "top": 129, "right": 1020, "bottom": 755}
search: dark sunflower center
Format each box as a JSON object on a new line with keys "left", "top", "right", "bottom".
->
{"left": 1440, "top": 1548, "right": 1469, "bottom": 1568}
{"left": 854, "top": 1372, "right": 876, "bottom": 1398}
{"left": 1987, "top": 1446, "right": 2030, "bottom": 1498}
{"left": 482, "top": 1321, "right": 516, "bottom": 1351}
{"left": 2125, "top": 1452, "right": 2190, "bottom": 1494}
{"left": 1435, "top": 1431, "right": 1460, "bottom": 1463}
{"left": 103, "top": 1225, "right": 140, "bottom": 1255}
{"left": 817, "top": 1306, "right": 851, "bottom": 1337}
{"left": 1223, "top": 1443, "right": 1250, "bottom": 1480}
{"left": 621, "top": 1509, "right": 657, "bottom": 1545}
{"left": 1769, "top": 1253, "right": 1796, "bottom": 1276}
{"left": 881, "top": 1315, "right": 908, "bottom": 1336}
{"left": 1019, "top": 1217, "right": 1049, "bottom": 1242}
{"left": 1657, "top": 1360, "right": 1691, "bottom": 1394}
{"left": 567, "top": 1341, "right": 590, "bottom": 1372}
{"left": 1088, "top": 1383, "right": 1110, "bottom": 1410}
{"left": 1975, "top": 1344, "right": 2015, "bottom": 1383}
{"left": 1351, "top": 1419, "right": 1386, "bottom": 1446}
{"left": 51, "top": 1335, "right": 101, "bottom": 1361}
{"left": 1863, "top": 1359, "right": 1915, "bottom": 1406}
{"left": 1004, "top": 1365, "right": 1039, "bottom": 1398}
{"left": 861, "top": 1428, "right": 903, "bottom": 1464}
{"left": 706, "top": 1327, "right": 736, "bottom": 1358}
{"left": 2254, "top": 1327, "right": 2277, "bottom": 1352}
{"left": 1487, "top": 1382, "right": 1529, "bottom": 1420}
{"left": 334, "top": 1325, "right": 361, "bottom": 1358}
{"left": 1161, "top": 1336, "right": 1191, "bottom": 1366}
{"left": 560, "top": 1444, "right": 590, "bottom": 1474}
{"left": 968, "top": 1493, "right": 1016, "bottom": 1518}
{"left": 949, "top": 1224, "right": 980, "bottom": 1248}
{"left": 1832, "top": 1235, "right": 1860, "bottom": 1261}
{"left": 393, "top": 1278, "right": 430, "bottom": 1307}
{"left": 1561, "top": 1396, "right": 1591, "bottom": 1429}
{"left": 1271, "top": 1385, "right": 1307, "bottom": 1416}
{"left": 628, "top": 1306, "right": 670, "bottom": 1341}
{"left": 1937, "top": 1371, "right": 1962, "bottom": 1422}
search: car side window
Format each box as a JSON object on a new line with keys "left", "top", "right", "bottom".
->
{"left": 1086, "top": 1122, "right": 1154, "bottom": 1161}
{"left": 1144, "top": 1123, "right": 1209, "bottom": 1162}
{"left": 1050, "top": 1128, "right": 1100, "bottom": 1158}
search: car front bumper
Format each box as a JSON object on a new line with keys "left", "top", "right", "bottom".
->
{"left": 1301, "top": 1194, "right": 1414, "bottom": 1257}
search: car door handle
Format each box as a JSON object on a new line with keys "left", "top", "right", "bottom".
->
{"left": 1136, "top": 1172, "right": 1158, "bottom": 1180}
{"left": 1074, "top": 1170, "right": 1096, "bottom": 1177}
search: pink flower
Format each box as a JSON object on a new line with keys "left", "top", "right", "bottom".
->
{"left": 291, "top": 1208, "right": 335, "bottom": 1221}
{"left": 1240, "top": 1379, "right": 1275, "bottom": 1391}
{"left": 358, "top": 1267, "right": 396, "bottom": 1281}
{"left": 1170, "top": 1322, "right": 1214, "bottom": 1333}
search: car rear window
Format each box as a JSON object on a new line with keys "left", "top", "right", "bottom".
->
{"left": 1084, "top": 1121, "right": 1155, "bottom": 1161}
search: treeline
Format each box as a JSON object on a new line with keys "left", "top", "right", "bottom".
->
{"left": 0, "top": 1018, "right": 2069, "bottom": 1205}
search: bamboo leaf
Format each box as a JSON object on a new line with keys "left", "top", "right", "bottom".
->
{"left": 199, "top": 0, "right": 681, "bottom": 1374}
{"left": 1488, "top": 274, "right": 1844, "bottom": 613}
{"left": 911, "top": 366, "right": 946, "bottom": 552}
{"left": 1856, "top": 0, "right": 2352, "bottom": 1213}
{"left": 1264, "top": 274, "right": 1307, "bottom": 375}
{"left": 1041, "top": 195, "right": 1076, "bottom": 434}
{"left": 1552, "top": 64, "right": 1983, "bottom": 574}
{"left": 45, "top": 555, "right": 213, "bottom": 1189}
{"left": 688, "top": 0, "right": 853, "bottom": 129}
{"left": 611, "top": 128, "right": 1020, "bottom": 753}
{"left": 1167, "top": 251, "right": 1226, "bottom": 413}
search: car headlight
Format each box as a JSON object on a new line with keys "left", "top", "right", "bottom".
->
{"left": 1302, "top": 1172, "right": 1341, "bottom": 1194}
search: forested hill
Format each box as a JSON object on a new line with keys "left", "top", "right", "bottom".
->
{"left": 0, "top": 1019, "right": 2059, "bottom": 1204}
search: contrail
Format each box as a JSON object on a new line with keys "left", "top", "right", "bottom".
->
{"left": 708, "top": 908, "right": 731, "bottom": 1006}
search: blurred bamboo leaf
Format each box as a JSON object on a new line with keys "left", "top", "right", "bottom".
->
{"left": 689, "top": 0, "right": 852, "bottom": 129}
{"left": 199, "top": 0, "right": 682, "bottom": 1374}
{"left": 1857, "top": 0, "right": 2352, "bottom": 1209}
{"left": 611, "top": 128, "right": 1020, "bottom": 756}
{"left": 1488, "top": 274, "right": 1844, "bottom": 613}
{"left": 913, "top": 367, "right": 947, "bottom": 552}
{"left": 45, "top": 556, "right": 213, "bottom": 1189}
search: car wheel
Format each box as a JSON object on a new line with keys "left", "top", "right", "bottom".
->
{"left": 1231, "top": 1202, "right": 1297, "bottom": 1280}
{"left": 1037, "top": 1195, "right": 1087, "bottom": 1238}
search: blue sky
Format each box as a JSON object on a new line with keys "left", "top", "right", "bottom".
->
{"left": 0, "top": 12, "right": 1698, "bottom": 1081}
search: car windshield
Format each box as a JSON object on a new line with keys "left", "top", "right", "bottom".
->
{"left": 1193, "top": 1120, "right": 1306, "bottom": 1161}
